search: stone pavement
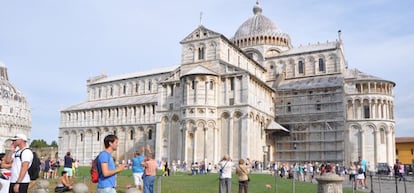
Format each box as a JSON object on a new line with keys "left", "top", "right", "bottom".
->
{"left": 342, "top": 175, "right": 414, "bottom": 193}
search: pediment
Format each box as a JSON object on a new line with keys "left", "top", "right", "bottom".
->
{"left": 180, "top": 25, "right": 222, "bottom": 43}
{"left": 181, "top": 65, "right": 217, "bottom": 77}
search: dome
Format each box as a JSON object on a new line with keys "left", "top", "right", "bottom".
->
{"left": 232, "top": 1, "right": 291, "bottom": 48}
{"left": 0, "top": 63, "right": 31, "bottom": 153}
{"left": 0, "top": 65, "right": 26, "bottom": 102}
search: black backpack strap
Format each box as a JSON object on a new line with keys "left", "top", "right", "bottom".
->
{"left": 17, "top": 148, "right": 29, "bottom": 160}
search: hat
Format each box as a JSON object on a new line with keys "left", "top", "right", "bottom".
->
{"left": 10, "top": 134, "right": 28, "bottom": 141}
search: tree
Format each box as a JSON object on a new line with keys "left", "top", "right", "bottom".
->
{"left": 29, "top": 139, "right": 49, "bottom": 148}
{"left": 50, "top": 140, "right": 58, "bottom": 147}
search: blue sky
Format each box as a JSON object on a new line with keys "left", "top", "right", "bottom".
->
{"left": 0, "top": 0, "right": 413, "bottom": 143}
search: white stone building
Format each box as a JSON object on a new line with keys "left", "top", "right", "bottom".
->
{"left": 0, "top": 63, "right": 32, "bottom": 152}
{"left": 59, "top": 2, "right": 395, "bottom": 167}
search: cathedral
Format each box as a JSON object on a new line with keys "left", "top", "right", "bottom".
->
{"left": 59, "top": 2, "right": 396, "bottom": 167}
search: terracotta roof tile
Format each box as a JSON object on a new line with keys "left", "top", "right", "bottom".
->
{"left": 396, "top": 137, "right": 414, "bottom": 143}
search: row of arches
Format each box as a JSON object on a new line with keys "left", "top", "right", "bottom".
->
{"left": 59, "top": 125, "right": 155, "bottom": 166}
{"left": 61, "top": 104, "right": 157, "bottom": 127}
{"left": 346, "top": 96, "right": 394, "bottom": 120}
{"left": 88, "top": 76, "right": 166, "bottom": 101}
{"left": 157, "top": 109, "right": 271, "bottom": 163}
{"left": 347, "top": 122, "right": 395, "bottom": 165}
{"left": 355, "top": 81, "right": 394, "bottom": 95}
{"left": 233, "top": 35, "right": 290, "bottom": 48}
{"left": 269, "top": 53, "right": 339, "bottom": 79}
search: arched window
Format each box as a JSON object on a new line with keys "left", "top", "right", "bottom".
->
{"left": 287, "top": 102, "right": 292, "bottom": 113}
{"left": 170, "top": 84, "right": 174, "bottom": 96}
{"left": 380, "top": 129, "right": 385, "bottom": 144}
{"left": 209, "top": 81, "right": 214, "bottom": 90}
{"left": 198, "top": 47, "right": 205, "bottom": 60}
{"left": 298, "top": 61, "right": 304, "bottom": 74}
{"left": 148, "top": 129, "right": 153, "bottom": 140}
{"left": 192, "top": 80, "right": 196, "bottom": 90}
{"left": 364, "top": 105, "right": 370, "bottom": 119}
{"left": 319, "top": 58, "right": 325, "bottom": 72}
{"left": 80, "top": 133, "right": 84, "bottom": 142}
{"left": 316, "top": 100, "right": 321, "bottom": 111}
{"left": 97, "top": 132, "right": 100, "bottom": 141}
{"left": 230, "top": 77, "right": 235, "bottom": 91}
{"left": 130, "top": 130, "right": 134, "bottom": 140}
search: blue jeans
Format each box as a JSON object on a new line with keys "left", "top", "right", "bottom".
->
{"left": 97, "top": 187, "right": 116, "bottom": 193}
{"left": 219, "top": 178, "right": 231, "bottom": 193}
{"left": 143, "top": 175, "right": 155, "bottom": 193}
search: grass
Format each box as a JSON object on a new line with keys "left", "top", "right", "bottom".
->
{"left": 38, "top": 167, "right": 364, "bottom": 193}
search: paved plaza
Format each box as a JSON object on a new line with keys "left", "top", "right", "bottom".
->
{"left": 342, "top": 175, "right": 414, "bottom": 193}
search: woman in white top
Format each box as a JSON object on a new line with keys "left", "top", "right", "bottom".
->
{"left": 218, "top": 155, "right": 233, "bottom": 193}
{"left": 355, "top": 164, "right": 365, "bottom": 189}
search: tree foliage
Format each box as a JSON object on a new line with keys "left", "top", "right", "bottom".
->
{"left": 50, "top": 140, "right": 58, "bottom": 147}
{"left": 30, "top": 139, "right": 51, "bottom": 148}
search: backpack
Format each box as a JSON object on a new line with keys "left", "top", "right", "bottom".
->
{"left": 90, "top": 153, "right": 100, "bottom": 183}
{"left": 358, "top": 167, "right": 363, "bottom": 174}
{"left": 18, "top": 148, "right": 41, "bottom": 180}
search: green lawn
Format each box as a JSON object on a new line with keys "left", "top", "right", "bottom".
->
{"left": 43, "top": 167, "right": 364, "bottom": 193}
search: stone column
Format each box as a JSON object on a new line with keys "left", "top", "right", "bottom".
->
{"left": 203, "top": 127, "right": 207, "bottom": 161}
{"left": 315, "top": 173, "right": 345, "bottom": 193}
{"left": 213, "top": 127, "right": 218, "bottom": 163}
{"left": 193, "top": 127, "right": 197, "bottom": 162}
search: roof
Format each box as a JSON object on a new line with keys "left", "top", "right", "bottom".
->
{"left": 278, "top": 41, "right": 338, "bottom": 56}
{"left": 396, "top": 137, "right": 414, "bottom": 143}
{"left": 91, "top": 65, "right": 178, "bottom": 84}
{"left": 345, "top": 68, "right": 396, "bottom": 86}
{"left": 277, "top": 75, "right": 343, "bottom": 90}
{"left": 266, "top": 121, "right": 289, "bottom": 132}
{"left": 62, "top": 94, "right": 158, "bottom": 111}
{"left": 181, "top": 66, "right": 217, "bottom": 77}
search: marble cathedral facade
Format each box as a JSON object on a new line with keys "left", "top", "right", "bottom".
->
{"left": 59, "top": 2, "right": 395, "bottom": 166}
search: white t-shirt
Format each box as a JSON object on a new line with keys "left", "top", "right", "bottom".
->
{"left": 218, "top": 160, "right": 233, "bottom": 179}
{"left": 11, "top": 147, "right": 33, "bottom": 183}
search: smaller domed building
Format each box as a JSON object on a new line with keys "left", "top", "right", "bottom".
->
{"left": 0, "top": 63, "right": 32, "bottom": 152}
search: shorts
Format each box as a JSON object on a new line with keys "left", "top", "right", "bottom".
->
{"left": 63, "top": 167, "right": 73, "bottom": 176}
{"left": 133, "top": 172, "right": 143, "bottom": 186}
{"left": 356, "top": 173, "right": 365, "bottom": 180}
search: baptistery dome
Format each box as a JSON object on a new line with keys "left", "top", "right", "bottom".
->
{"left": 0, "top": 62, "right": 31, "bottom": 152}
{"left": 232, "top": 1, "right": 291, "bottom": 49}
